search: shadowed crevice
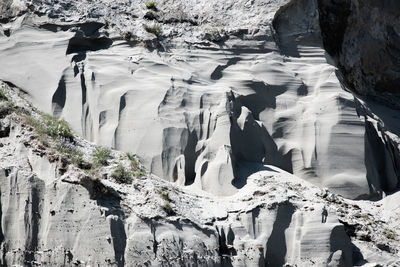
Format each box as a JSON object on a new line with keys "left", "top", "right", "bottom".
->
{"left": 66, "top": 37, "right": 113, "bottom": 54}
{"left": 0, "top": 171, "right": 4, "bottom": 262}
{"left": 237, "top": 80, "right": 287, "bottom": 120}
{"left": 39, "top": 21, "right": 105, "bottom": 35}
{"left": 52, "top": 76, "right": 67, "bottom": 118}
{"left": 217, "top": 227, "right": 233, "bottom": 267}
{"left": 317, "top": 0, "right": 352, "bottom": 57}
{"left": 211, "top": 57, "right": 241, "bottom": 80}
{"left": 77, "top": 177, "right": 127, "bottom": 267}
{"left": 110, "top": 217, "right": 127, "bottom": 267}
{"left": 23, "top": 175, "right": 44, "bottom": 267}
{"left": 113, "top": 93, "right": 127, "bottom": 149}
{"left": 265, "top": 203, "right": 295, "bottom": 267}
{"left": 328, "top": 225, "right": 353, "bottom": 266}
{"left": 364, "top": 120, "right": 400, "bottom": 197}
{"left": 183, "top": 130, "right": 198, "bottom": 185}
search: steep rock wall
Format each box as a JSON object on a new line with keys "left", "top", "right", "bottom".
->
{"left": 0, "top": 110, "right": 360, "bottom": 266}
{"left": 318, "top": 0, "right": 400, "bottom": 100}
{"left": 0, "top": 1, "right": 399, "bottom": 201}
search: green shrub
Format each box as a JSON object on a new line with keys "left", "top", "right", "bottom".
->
{"left": 55, "top": 141, "right": 85, "bottom": 167}
{"left": 22, "top": 114, "right": 49, "bottom": 147}
{"left": 42, "top": 114, "right": 74, "bottom": 140}
{"left": 386, "top": 232, "right": 396, "bottom": 240}
{"left": 0, "top": 102, "right": 15, "bottom": 117}
{"left": 0, "top": 87, "right": 8, "bottom": 101}
{"left": 92, "top": 146, "right": 111, "bottom": 166}
{"left": 160, "top": 189, "right": 169, "bottom": 201}
{"left": 126, "top": 152, "right": 134, "bottom": 161}
{"left": 145, "top": 1, "right": 157, "bottom": 10}
{"left": 129, "top": 155, "right": 140, "bottom": 170}
{"left": 126, "top": 152, "right": 147, "bottom": 178}
{"left": 111, "top": 163, "right": 132, "bottom": 183}
{"left": 144, "top": 24, "right": 162, "bottom": 37}
{"left": 22, "top": 113, "right": 74, "bottom": 141}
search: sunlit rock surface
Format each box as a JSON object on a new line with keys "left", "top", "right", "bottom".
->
{"left": 1, "top": 0, "right": 400, "bottom": 266}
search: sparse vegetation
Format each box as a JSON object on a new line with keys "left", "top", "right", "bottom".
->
{"left": 0, "top": 86, "right": 8, "bottom": 101}
{"left": 126, "top": 152, "right": 147, "bottom": 178}
{"left": 0, "top": 85, "right": 15, "bottom": 117}
{"left": 144, "top": 24, "right": 162, "bottom": 37}
{"left": 162, "top": 201, "right": 174, "bottom": 215}
{"left": 386, "top": 232, "right": 396, "bottom": 240}
{"left": 205, "top": 28, "right": 224, "bottom": 42}
{"left": 126, "top": 152, "right": 135, "bottom": 161}
{"left": 2, "top": 85, "right": 150, "bottom": 187}
{"left": 55, "top": 141, "right": 85, "bottom": 167}
{"left": 159, "top": 189, "right": 174, "bottom": 215}
{"left": 160, "top": 189, "right": 169, "bottom": 201}
{"left": 111, "top": 163, "right": 132, "bottom": 183}
{"left": 130, "top": 158, "right": 140, "bottom": 170}
{"left": 92, "top": 146, "right": 111, "bottom": 166}
{"left": 42, "top": 114, "right": 74, "bottom": 140}
{"left": 145, "top": 1, "right": 157, "bottom": 10}
{"left": 21, "top": 111, "right": 74, "bottom": 143}
{"left": 0, "top": 102, "right": 15, "bottom": 118}
{"left": 384, "top": 228, "right": 397, "bottom": 240}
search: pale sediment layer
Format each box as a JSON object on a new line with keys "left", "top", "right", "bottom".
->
{"left": 1, "top": 0, "right": 400, "bottom": 266}
{"left": 1, "top": 0, "right": 399, "bottom": 199}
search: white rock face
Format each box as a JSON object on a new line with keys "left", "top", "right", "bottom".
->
{"left": 0, "top": 107, "right": 399, "bottom": 266}
{"left": 1, "top": 0, "right": 399, "bottom": 200}
{"left": 1, "top": 0, "right": 400, "bottom": 266}
{"left": 0, "top": 113, "right": 395, "bottom": 266}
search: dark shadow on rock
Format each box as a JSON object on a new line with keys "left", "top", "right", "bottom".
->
{"left": 217, "top": 227, "right": 233, "bottom": 267}
{"left": 297, "top": 83, "right": 309, "bottom": 96}
{"left": 79, "top": 177, "right": 126, "bottom": 267}
{"left": 39, "top": 21, "right": 105, "bottom": 36}
{"left": 19, "top": 174, "right": 45, "bottom": 267}
{"left": 350, "top": 243, "right": 367, "bottom": 266}
{"left": 157, "top": 86, "right": 203, "bottom": 185}
{"left": 364, "top": 119, "right": 399, "bottom": 196}
{"left": 52, "top": 75, "right": 66, "bottom": 118}
{"left": 183, "top": 130, "right": 198, "bottom": 185}
{"left": 66, "top": 36, "right": 113, "bottom": 54}
{"left": 210, "top": 57, "right": 241, "bottom": 80}
{"left": 228, "top": 92, "right": 293, "bottom": 189}
{"left": 0, "top": 181, "right": 3, "bottom": 247}
{"left": 237, "top": 81, "right": 287, "bottom": 120}
{"left": 109, "top": 216, "right": 126, "bottom": 267}
{"left": 113, "top": 93, "right": 128, "bottom": 149}
{"left": 265, "top": 202, "right": 295, "bottom": 267}
{"left": 71, "top": 53, "right": 86, "bottom": 64}
{"left": 317, "top": 0, "right": 352, "bottom": 57}
{"left": 329, "top": 225, "right": 353, "bottom": 266}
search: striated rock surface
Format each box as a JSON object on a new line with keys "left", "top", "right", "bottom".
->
{"left": 1, "top": 0, "right": 400, "bottom": 266}
{"left": 0, "top": 87, "right": 399, "bottom": 266}
{"left": 1, "top": 0, "right": 400, "bottom": 200}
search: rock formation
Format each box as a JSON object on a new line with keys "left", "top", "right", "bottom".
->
{"left": 0, "top": 0, "right": 400, "bottom": 266}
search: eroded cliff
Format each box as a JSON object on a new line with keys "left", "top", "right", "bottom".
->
{"left": 1, "top": 0, "right": 400, "bottom": 266}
